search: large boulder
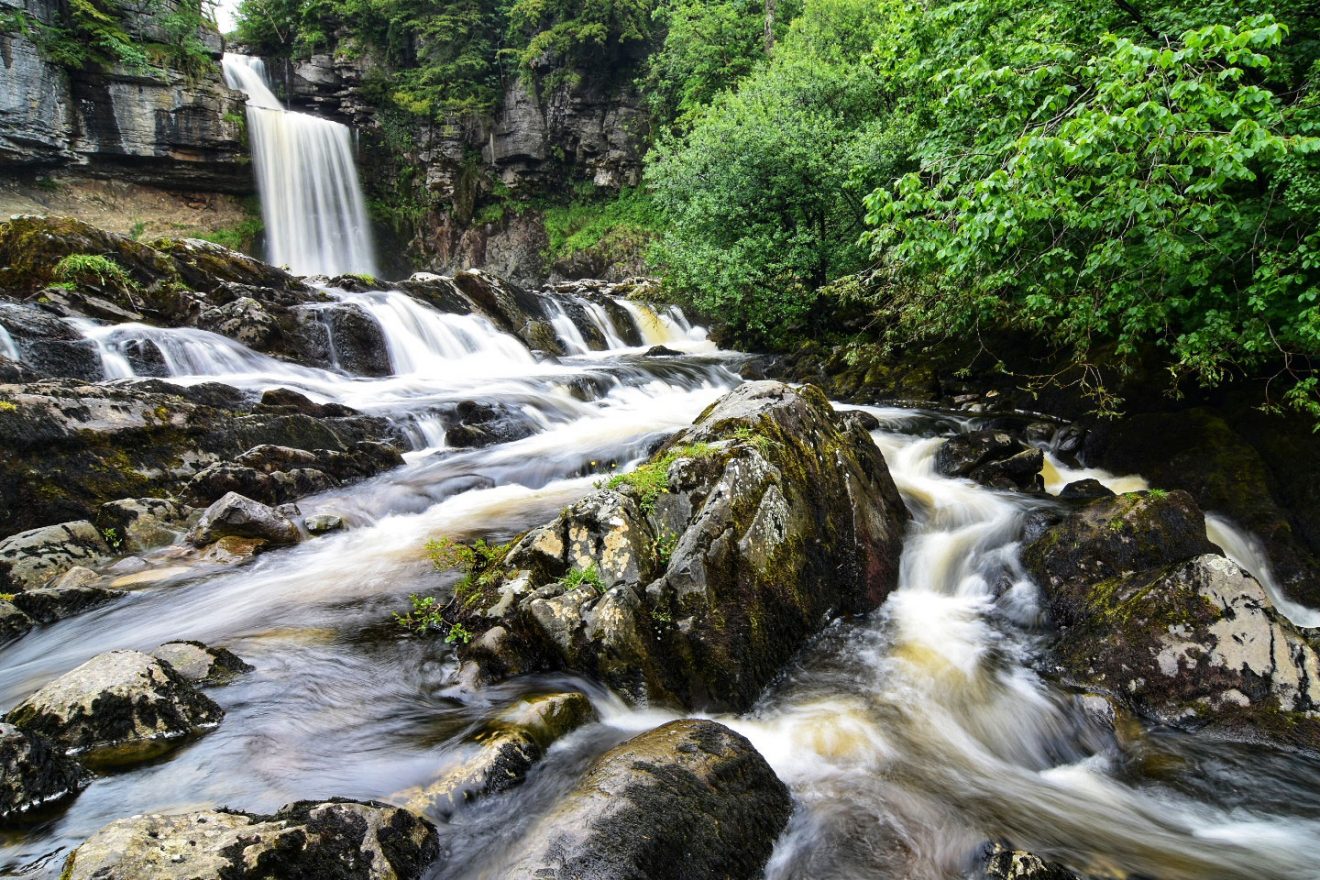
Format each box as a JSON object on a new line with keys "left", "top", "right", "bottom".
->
{"left": 1024, "top": 493, "right": 1320, "bottom": 748}
{"left": 4, "top": 650, "right": 223, "bottom": 762}
{"left": 457, "top": 382, "right": 909, "bottom": 711}
{"left": 935, "top": 430, "right": 1044, "bottom": 493}
{"left": 0, "top": 722, "right": 87, "bottom": 824}
{"left": 187, "top": 492, "right": 301, "bottom": 548}
{"left": 0, "top": 520, "right": 109, "bottom": 592}
{"left": 495, "top": 720, "right": 790, "bottom": 880}
{"left": 61, "top": 799, "right": 440, "bottom": 880}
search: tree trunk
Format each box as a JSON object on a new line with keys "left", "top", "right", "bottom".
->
{"left": 764, "top": 0, "right": 777, "bottom": 53}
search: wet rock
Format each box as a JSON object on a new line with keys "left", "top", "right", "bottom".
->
{"left": 460, "top": 381, "right": 909, "bottom": 711}
{"left": 935, "top": 430, "right": 1044, "bottom": 493}
{"left": 0, "top": 301, "right": 102, "bottom": 381}
{"left": 402, "top": 692, "right": 595, "bottom": 816}
{"left": 0, "top": 600, "right": 34, "bottom": 644}
{"left": 445, "top": 400, "right": 537, "bottom": 449}
{"left": 187, "top": 492, "right": 301, "bottom": 549}
{"left": 197, "top": 296, "right": 280, "bottom": 349}
{"left": 151, "top": 641, "right": 252, "bottom": 685}
{"left": 4, "top": 649, "right": 223, "bottom": 761}
{"left": 0, "top": 723, "right": 87, "bottom": 825}
{"left": 306, "top": 513, "right": 345, "bottom": 535}
{"left": 1057, "top": 479, "right": 1115, "bottom": 502}
{"left": 186, "top": 442, "right": 404, "bottom": 507}
{"left": 644, "top": 345, "right": 682, "bottom": 357}
{"left": 982, "top": 843, "right": 1082, "bottom": 880}
{"left": 497, "top": 719, "right": 790, "bottom": 880}
{"left": 9, "top": 586, "right": 124, "bottom": 625}
{"left": 323, "top": 303, "right": 392, "bottom": 377}
{"left": 258, "top": 387, "right": 359, "bottom": 418}
{"left": 1022, "top": 490, "right": 1217, "bottom": 626}
{"left": 61, "top": 799, "right": 440, "bottom": 880}
{"left": 200, "top": 535, "right": 268, "bottom": 566}
{"left": 0, "top": 520, "right": 109, "bottom": 592}
{"left": 97, "top": 498, "right": 193, "bottom": 554}
{"left": 47, "top": 565, "right": 100, "bottom": 590}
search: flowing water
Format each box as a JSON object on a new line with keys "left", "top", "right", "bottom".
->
{"left": 221, "top": 54, "right": 378, "bottom": 278}
{"left": 4, "top": 293, "right": 1320, "bottom": 878}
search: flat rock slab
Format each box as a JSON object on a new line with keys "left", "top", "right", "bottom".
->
{"left": 61, "top": 799, "right": 440, "bottom": 880}
{"left": 4, "top": 649, "right": 223, "bottom": 763}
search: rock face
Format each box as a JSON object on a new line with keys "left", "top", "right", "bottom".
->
{"left": 187, "top": 492, "right": 301, "bottom": 548}
{"left": 61, "top": 799, "right": 440, "bottom": 880}
{"left": 4, "top": 649, "right": 223, "bottom": 760}
{"left": 0, "top": 520, "right": 109, "bottom": 591}
{"left": 459, "top": 381, "right": 909, "bottom": 711}
{"left": 1024, "top": 492, "right": 1320, "bottom": 748}
{"left": 0, "top": 378, "right": 400, "bottom": 540}
{"left": 0, "top": 0, "right": 249, "bottom": 190}
{"left": 496, "top": 720, "right": 791, "bottom": 880}
{"left": 935, "top": 430, "right": 1044, "bottom": 493}
{"left": 0, "top": 722, "right": 86, "bottom": 823}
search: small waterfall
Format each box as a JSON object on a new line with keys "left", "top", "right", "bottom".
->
{"left": 1206, "top": 514, "right": 1320, "bottom": 628}
{"left": 543, "top": 299, "right": 591, "bottom": 355}
{"left": 617, "top": 300, "right": 682, "bottom": 346}
{"left": 0, "top": 323, "right": 19, "bottom": 361}
{"left": 221, "top": 54, "right": 378, "bottom": 279}
{"left": 577, "top": 299, "right": 628, "bottom": 349}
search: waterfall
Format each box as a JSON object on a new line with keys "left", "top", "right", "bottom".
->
{"left": 221, "top": 54, "right": 378, "bottom": 279}
{"left": 0, "top": 323, "right": 18, "bottom": 361}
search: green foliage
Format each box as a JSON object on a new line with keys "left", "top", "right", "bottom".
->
{"left": 652, "top": 529, "right": 678, "bottom": 566}
{"left": 647, "top": 0, "right": 917, "bottom": 347}
{"left": 505, "top": 0, "right": 658, "bottom": 81}
{"left": 731, "top": 426, "right": 772, "bottom": 454}
{"left": 541, "top": 186, "right": 659, "bottom": 262}
{"left": 6, "top": 0, "right": 216, "bottom": 74}
{"left": 560, "top": 563, "right": 606, "bottom": 594}
{"left": 102, "top": 527, "right": 124, "bottom": 552}
{"left": 53, "top": 253, "right": 135, "bottom": 289}
{"left": 602, "top": 441, "right": 714, "bottom": 511}
{"left": 863, "top": 6, "right": 1320, "bottom": 413}
{"left": 425, "top": 535, "right": 511, "bottom": 607}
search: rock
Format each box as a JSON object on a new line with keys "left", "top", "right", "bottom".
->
{"left": 151, "top": 641, "right": 253, "bottom": 685}
{"left": 96, "top": 498, "right": 193, "bottom": 554}
{"left": 48, "top": 565, "right": 101, "bottom": 589}
{"left": 1022, "top": 490, "right": 1217, "bottom": 626}
{"left": 0, "top": 600, "right": 34, "bottom": 644}
{"left": 0, "top": 520, "right": 109, "bottom": 592}
{"left": 935, "top": 430, "right": 1044, "bottom": 493}
{"left": 982, "top": 843, "right": 1082, "bottom": 880}
{"left": 0, "top": 378, "right": 400, "bottom": 540}
{"left": 60, "top": 799, "right": 440, "bottom": 880}
{"left": 9, "top": 586, "right": 124, "bottom": 624}
{"left": 306, "top": 513, "right": 345, "bottom": 535}
{"left": 0, "top": 301, "right": 103, "bottom": 381}
{"left": 402, "top": 692, "right": 595, "bottom": 816}
{"left": 322, "top": 303, "right": 392, "bottom": 377}
{"left": 4, "top": 650, "right": 223, "bottom": 761}
{"left": 258, "top": 387, "right": 358, "bottom": 417}
{"left": 200, "top": 535, "right": 268, "bottom": 565}
{"left": 0, "top": 723, "right": 87, "bottom": 825}
{"left": 1057, "top": 479, "right": 1115, "bottom": 502}
{"left": 459, "top": 381, "right": 909, "bottom": 711}
{"left": 444, "top": 400, "right": 537, "bottom": 449}
{"left": 186, "top": 442, "right": 404, "bottom": 507}
{"left": 496, "top": 720, "right": 790, "bottom": 880}
{"left": 644, "top": 345, "right": 682, "bottom": 357}
{"left": 187, "top": 492, "right": 301, "bottom": 548}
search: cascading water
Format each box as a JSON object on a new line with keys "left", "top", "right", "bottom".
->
{"left": 221, "top": 54, "right": 378, "bottom": 278}
{"left": 5, "top": 281, "right": 1320, "bottom": 878}
{"left": 0, "top": 322, "right": 18, "bottom": 360}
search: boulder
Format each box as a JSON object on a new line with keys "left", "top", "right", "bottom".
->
{"left": 458, "top": 381, "right": 909, "bottom": 711}
{"left": 151, "top": 641, "right": 253, "bottom": 685}
{"left": 9, "top": 586, "right": 124, "bottom": 624}
{"left": 0, "top": 600, "right": 33, "bottom": 644}
{"left": 983, "top": 844, "right": 1082, "bottom": 880}
{"left": 935, "top": 430, "right": 1044, "bottom": 493}
{"left": 0, "top": 520, "right": 109, "bottom": 592}
{"left": 444, "top": 400, "right": 538, "bottom": 449}
{"left": 306, "top": 513, "right": 345, "bottom": 535}
{"left": 0, "top": 723, "right": 87, "bottom": 824}
{"left": 322, "top": 303, "right": 392, "bottom": 377}
{"left": 0, "top": 300, "right": 103, "bottom": 381}
{"left": 4, "top": 650, "right": 223, "bottom": 762}
{"left": 495, "top": 720, "right": 790, "bottom": 880}
{"left": 401, "top": 692, "right": 595, "bottom": 817}
{"left": 187, "top": 493, "right": 301, "bottom": 548}
{"left": 1057, "top": 479, "right": 1114, "bottom": 502}
{"left": 1021, "top": 491, "right": 1217, "bottom": 626}
{"left": 96, "top": 498, "right": 193, "bottom": 554}
{"left": 61, "top": 799, "right": 440, "bottom": 880}
{"left": 1024, "top": 493, "right": 1320, "bottom": 747}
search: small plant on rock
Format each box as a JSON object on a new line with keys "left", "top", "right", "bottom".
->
{"left": 52, "top": 253, "right": 135, "bottom": 290}
{"left": 601, "top": 442, "right": 715, "bottom": 513}
{"left": 561, "top": 564, "right": 606, "bottom": 595}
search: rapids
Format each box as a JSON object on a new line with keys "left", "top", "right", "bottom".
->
{"left": 3, "top": 288, "right": 1320, "bottom": 879}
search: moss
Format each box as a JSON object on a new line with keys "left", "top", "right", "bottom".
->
{"left": 603, "top": 442, "right": 716, "bottom": 513}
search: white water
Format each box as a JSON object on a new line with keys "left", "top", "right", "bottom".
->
{"left": 221, "top": 54, "right": 378, "bottom": 278}
{"left": 0, "top": 323, "right": 18, "bottom": 361}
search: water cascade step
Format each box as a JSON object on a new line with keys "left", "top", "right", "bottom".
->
{"left": 221, "top": 54, "right": 378, "bottom": 279}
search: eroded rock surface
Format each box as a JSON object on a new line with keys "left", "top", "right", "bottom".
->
{"left": 0, "top": 520, "right": 109, "bottom": 591}
{"left": 0, "top": 722, "right": 86, "bottom": 824}
{"left": 458, "top": 382, "right": 909, "bottom": 711}
{"left": 61, "top": 799, "right": 440, "bottom": 880}
{"left": 151, "top": 641, "right": 252, "bottom": 685}
{"left": 935, "top": 430, "right": 1044, "bottom": 493}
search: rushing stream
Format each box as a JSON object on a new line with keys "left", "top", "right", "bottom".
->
{"left": 3, "top": 287, "right": 1320, "bottom": 878}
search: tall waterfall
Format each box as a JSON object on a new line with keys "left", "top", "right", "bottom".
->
{"left": 221, "top": 54, "right": 378, "bottom": 279}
